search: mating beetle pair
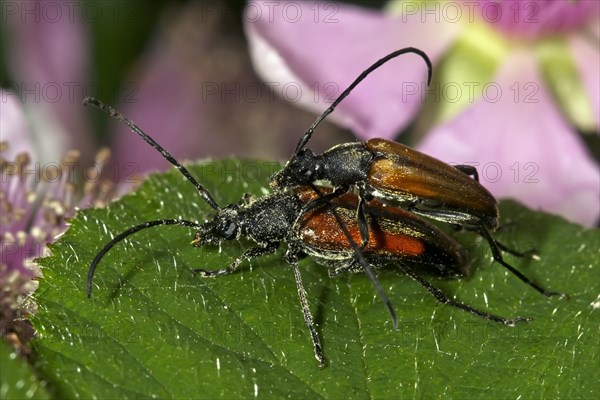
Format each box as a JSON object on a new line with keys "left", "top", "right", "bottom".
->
{"left": 85, "top": 47, "right": 562, "bottom": 368}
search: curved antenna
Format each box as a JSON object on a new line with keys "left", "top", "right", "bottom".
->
{"left": 87, "top": 218, "right": 202, "bottom": 297}
{"left": 83, "top": 97, "right": 221, "bottom": 211}
{"left": 294, "top": 47, "right": 433, "bottom": 155}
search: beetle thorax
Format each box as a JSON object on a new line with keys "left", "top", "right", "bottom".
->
{"left": 320, "top": 142, "right": 371, "bottom": 187}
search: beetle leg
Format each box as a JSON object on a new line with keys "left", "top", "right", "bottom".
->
{"left": 454, "top": 165, "right": 479, "bottom": 181}
{"left": 478, "top": 227, "right": 567, "bottom": 298}
{"left": 327, "top": 259, "right": 364, "bottom": 278}
{"left": 285, "top": 250, "right": 325, "bottom": 368}
{"left": 356, "top": 195, "right": 369, "bottom": 248}
{"left": 301, "top": 186, "right": 347, "bottom": 214}
{"left": 328, "top": 201, "right": 398, "bottom": 329}
{"left": 455, "top": 223, "right": 539, "bottom": 259}
{"left": 193, "top": 242, "right": 279, "bottom": 277}
{"left": 449, "top": 218, "right": 539, "bottom": 261}
{"left": 397, "top": 263, "right": 530, "bottom": 326}
{"left": 308, "top": 184, "right": 398, "bottom": 329}
{"left": 292, "top": 186, "right": 348, "bottom": 245}
{"left": 484, "top": 221, "right": 540, "bottom": 259}
{"left": 355, "top": 182, "right": 375, "bottom": 248}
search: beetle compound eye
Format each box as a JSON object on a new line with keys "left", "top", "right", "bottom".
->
{"left": 224, "top": 222, "right": 237, "bottom": 238}
{"left": 301, "top": 168, "right": 313, "bottom": 179}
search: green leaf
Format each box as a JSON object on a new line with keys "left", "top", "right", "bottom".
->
{"left": 32, "top": 160, "right": 599, "bottom": 399}
{"left": 0, "top": 340, "right": 50, "bottom": 399}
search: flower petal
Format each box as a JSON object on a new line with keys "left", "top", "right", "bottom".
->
{"left": 244, "top": 0, "right": 460, "bottom": 140}
{"left": 418, "top": 49, "right": 599, "bottom": 226}
{"left": 476, "top": 0, "right": 600, "bottom": 39}
{"left": 569, "top": 32, "right": 600, "bottom": 132}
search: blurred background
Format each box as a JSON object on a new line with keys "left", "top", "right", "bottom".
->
{"left": 1, "top": 0, "right": 369, "bottom": 167}
{"left": 1, "top": 0, "right": 599, "bottom": 225}
{"left": 1, "top": 2, "right": 598, "bottom": 394}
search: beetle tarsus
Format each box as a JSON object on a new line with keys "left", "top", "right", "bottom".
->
{"left": 503, "top": 317, "right": 531, "bottom": 327}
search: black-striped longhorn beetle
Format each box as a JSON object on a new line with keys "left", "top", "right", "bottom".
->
{"left": 270, "top": 47, "right": 564, "bottom": 299}
{"left": 84, "top": 97, "right": 529, "bottom": 368}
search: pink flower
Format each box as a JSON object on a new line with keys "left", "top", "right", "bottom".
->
{"left": 1, "top": 92, "right": 117, "bottom": 344}
{"left": 244, "top": 0, "right": 600, "bottom": 226}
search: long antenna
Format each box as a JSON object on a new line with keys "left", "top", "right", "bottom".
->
{"left": 83, "top": 97, "right": 221, "bottom": 211}
{"left": 87, "top": 219, "right": 202, "bottom": 297}
{"left": 294, "top": 47, "right": 433, "bottom": 154}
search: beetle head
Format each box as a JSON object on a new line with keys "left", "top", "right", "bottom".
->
{"left": 193, "top": 204, "right": 241, "bottom": 246}
{"left": 271, "top": 149, "right": 319, "bottom": 189}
